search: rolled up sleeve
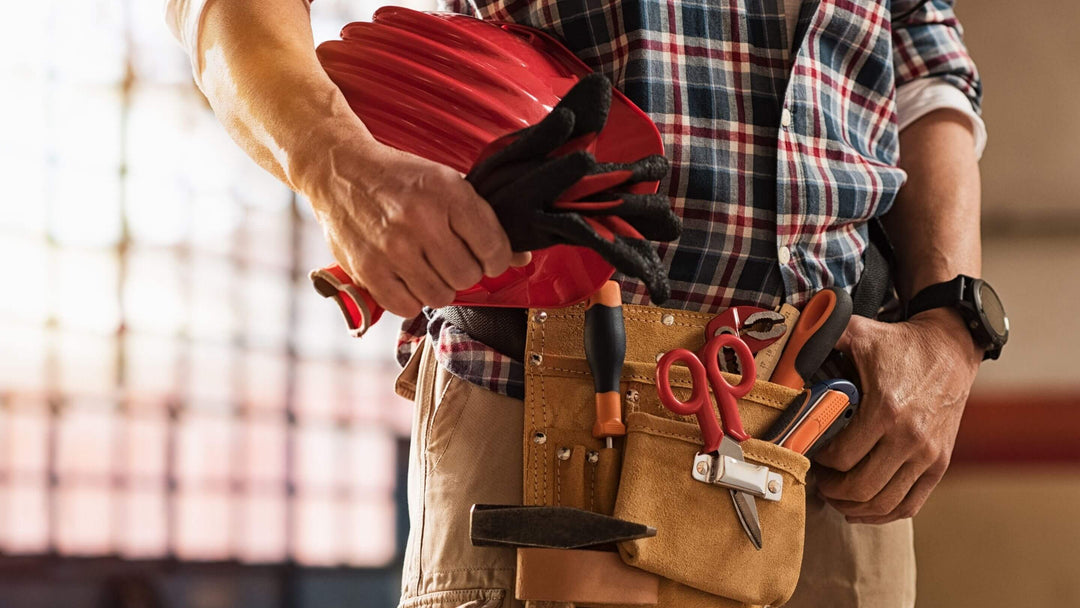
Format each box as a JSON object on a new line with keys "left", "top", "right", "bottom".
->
{"left": 891, "top": 0, "right": 982, "bottom": 114}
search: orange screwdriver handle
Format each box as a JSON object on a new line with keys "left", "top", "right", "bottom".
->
{"left": 585, "top": 281, "right": 627, "bottom": 439}
{"left": 770, "top": 287, "right": 852, "bottom": 389}
{"left": 782, "top": 390, "right": 853, "bottom": 455}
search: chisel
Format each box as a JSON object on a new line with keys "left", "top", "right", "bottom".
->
{"left": 584, "top": 280, "right": 626, "bottom": 449}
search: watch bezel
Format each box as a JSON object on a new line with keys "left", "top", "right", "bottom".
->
{"left": 969, "top": 278, "right": 1009, "bottom": 357}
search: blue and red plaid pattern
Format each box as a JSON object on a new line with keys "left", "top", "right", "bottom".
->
{"left": 399, "top": 0, "right": 981, "bottom": 399}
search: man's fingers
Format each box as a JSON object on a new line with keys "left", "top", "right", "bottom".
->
{"left": 424, "top": 237, "right": 484, "bottom": 291}
{"left": 363, "top": 268, "right": 422, "bottom": 318}
{"left": 823, "top": 460, "right": 924, "bottom": 519}
{"left": 395, "top": 254, "right": 457, "bottom": 309}
{"left": 845, "top": 467, "right": 943, "bottom": 524}
{"left": 816, "top": 440, "right": 907, "bottom": 503}
{"left": 448, "top": 191, "right": 513, "bottom": 277}
{"left": 835, "top": 313, "right": 874, "bottom": 355}
{"left": 813, "top": 402, "right": 884, "bottom": 472}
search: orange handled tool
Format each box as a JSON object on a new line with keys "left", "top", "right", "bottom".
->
{"left": 584, "top": 281, "right": 627, "bottom": 448}
{"left": 762, "top": 379, "right": 860, "bottom": 455}
{"left": 770, "top": 287, "right": 852, "bottom": 389}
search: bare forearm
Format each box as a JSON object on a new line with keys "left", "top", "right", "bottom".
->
{"left": 195, "top": 0, "right": 374, "bottom": 192}
{"left": 885, "top": 109, "right": 983, "bottom": 301}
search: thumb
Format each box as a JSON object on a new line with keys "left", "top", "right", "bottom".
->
{"left": 834, "top": 313, "right": 872, "bottom": 355}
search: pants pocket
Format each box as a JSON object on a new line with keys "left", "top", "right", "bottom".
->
{"left": 399, "top": 588, "right": 506, "bottom": 608}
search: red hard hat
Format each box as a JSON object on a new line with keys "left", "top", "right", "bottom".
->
{"left": 315, "top": 7, "right": 664, "bottom": 309}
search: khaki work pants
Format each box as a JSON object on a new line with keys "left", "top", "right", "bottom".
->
{"left": 395, "top": 338, "right": 916, "bottom": 608}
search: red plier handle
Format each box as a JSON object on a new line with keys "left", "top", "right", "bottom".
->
{"left": 309, "top": 265, "right": 385, "bottom": 338}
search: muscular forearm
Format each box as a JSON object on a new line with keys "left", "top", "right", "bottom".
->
{"left": 195, "top": 0, "right": 374, "bottom": 192}
{"left": 885, "top": 109, "right": 983, "bottom": 301}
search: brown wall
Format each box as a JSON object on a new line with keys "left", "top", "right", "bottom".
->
{"left": 914, "top": 3, "right": 1080, "bottom": 607}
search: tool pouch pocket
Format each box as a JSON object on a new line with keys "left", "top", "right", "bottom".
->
{"left": 614, "top": 408, "right": 810, "bottom": 606}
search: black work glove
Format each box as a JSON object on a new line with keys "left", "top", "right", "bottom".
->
{"left": 465, "top": 73, "right": 681, "bottom": 304}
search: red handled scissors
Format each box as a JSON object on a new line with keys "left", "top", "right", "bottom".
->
{"left": 655, "top": 333, "right": 756, "bottom": 450}
{"left": 655, "top": 334, "right": 764, "bottom": 549}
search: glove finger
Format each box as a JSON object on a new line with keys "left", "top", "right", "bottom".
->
{"left": 555, "top": 155, "right": 669, "bottom": 201}
{"left": 467, "top": 107, "right": 576, "bottom": 186}
{"left": 537, "top": 213, "right": 671, "bottom": 304}
{"left": 485, "top": 151, "right": 596, "bottom": 212}
{"left": 554, "top": 194, "right": 681, "bottom": 242}
{"left": 552, "top": 72, "right": 612, "bottom": 139}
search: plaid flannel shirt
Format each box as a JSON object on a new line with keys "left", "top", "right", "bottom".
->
{"left": 396, "top": 0, "right": 982, "bottom": 399}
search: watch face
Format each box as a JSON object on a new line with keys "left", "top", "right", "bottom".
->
{"left": 978, "top": 281, "right": 1008, "bottom": 338}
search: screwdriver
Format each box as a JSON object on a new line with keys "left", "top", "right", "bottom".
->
{"left": 584, "top": 280, "right": 627, "bottom": 449}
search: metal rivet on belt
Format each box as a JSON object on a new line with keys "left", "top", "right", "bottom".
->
{"left": 696, "top": 460, "right": 710, "bottom": 476}
{"left": 556, "top": 447, "right": 571, "bottom": 461}
{"left": 534, "top": 311, "right": 548, "bottom": 323}
{"left": 529, "top": 352, "right": 543, "bottom": 366}
{"left": 661, "top": 313, "right": 675, "bottom": 326}
{"left": 533, "top": 432, "right": 547, "bottom": 444}
{"left": 625, "top": 389, "right": 639, "bottom": 404}
{"left": 586, "top": 451, "right": 599, "bottom": 464}
{"left": 768, "top": 479, "right": 781, "bottom": 494}
{"left": 655, "top": 352, "right": 665, "bottom": 363}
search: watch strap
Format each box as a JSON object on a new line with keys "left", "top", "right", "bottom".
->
{"left": 904, "top": 276, "right": 968, "bottom": 320}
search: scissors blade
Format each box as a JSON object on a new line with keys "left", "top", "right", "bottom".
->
{"left": 730, "top": 490, "right": 763, "bottom": 550}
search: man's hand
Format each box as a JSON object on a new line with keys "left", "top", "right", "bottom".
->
{"left": 813, "top": 308, "right": 982, "bottom": 524}
{"left": 303, "top": 136, "right": 529, "bottom": 318}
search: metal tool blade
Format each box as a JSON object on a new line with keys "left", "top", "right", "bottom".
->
{"left": 470, "top": 504, "right": 657, "bottom": 549}
{"left": 730, "top": 490, "right": 763, "bottom": 550}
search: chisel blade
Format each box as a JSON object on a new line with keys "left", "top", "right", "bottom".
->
{"left": 470, "top": 504, "right": 657, "bottom": 549}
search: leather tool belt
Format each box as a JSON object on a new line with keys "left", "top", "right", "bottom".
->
{"left": 519, "top": 303, "right": 811, "bottom": 607}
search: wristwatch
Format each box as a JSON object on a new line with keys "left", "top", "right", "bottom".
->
{"left": 904, "top": 275, "right": 1009, "bottom": 360}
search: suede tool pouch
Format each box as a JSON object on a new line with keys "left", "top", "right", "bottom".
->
{"left": 614, "top": 410, "right": 810, "bottom": 606}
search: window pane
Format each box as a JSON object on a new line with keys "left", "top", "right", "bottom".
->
{"left": 241, "top": 418, "right": 286, "bottom": 487}
{"left": 0, "top": 161, "right": 48, "bottom": 236}
{"left": 126, "top": 173, "right": 190, "bottom": 246}
{"left": 240, "top": 350, "right": 287, "bottom": 412}
{"left": 296, "top": 361, "right": 344, "bottom": 421}
{"left": 189, "top": 257, "right": 237, "bottom": 344}
{"left": 56, "top": 485, "right": 112, "bottom": 556}
{"left": 55, "top": 248, "right": 120, "bottom": 333}
{"left": 348, "top": 429, "right": 394, "bottom": 493}
{"left": 176, "top": 490, "right": 231, "bottom": 561}
{"left": 123, "top": 333, "right": 180, "bottom": 399}
{"left": 51, "top": 1, "right": 127, "bottom": 85}
{"left": 6, "top": 402, "right": 49, "bottom": 476}
{"left": 58, "top": 332, "right": 117, "bottom": 397}
{"left": 237, "top": 493, "right": 287, "bottom": 564}
{"left": 296, "top": 424, "right": 341, "bottom": 492}
{"left": 57, "top": 400, "right": 115, "bottom": 479}
{"left": 293, "top": 495, "right": 340, "bottom": 567}
{"left": 50, "top": 166, "right": 122, "bottom": 248}
{"left": 0, "top": 482, "right": 49, "bottom": 553}
{"left": 189, "top": 193, "right": 241, "bottom": 257}
{"left": 123, "top": 407, "right": 168, "bottom": 481}
{"left": 177, "top": 412, "right": 233, "bottom": 485}
{"left": 344, "top": 498, "right": 396, "bottom": 567}
{"left": 124, "top": 249, "right": 184, "bottom": 335}
{"left": 0, "top": 237, "right": 49, "bottom": 324}
{"left": 51, "top": 86, "right": 122, "bottom": 168}
{"left": 187, "top": 342, "right": 235, "bottom": 408}
{"left": 238, "top": 207, "right": 292, "bottom": 272}
{"left": 0, "top": 323, "right": 48, "bottom": 394}
{"left": 240, "top": 268, "right": 289, "bottom": 351}
{"left": 118, "top": 489, "right": 167, "bottom": 559}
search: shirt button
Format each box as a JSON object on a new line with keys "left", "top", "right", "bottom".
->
{"left": 778, "top": 246, "right": 792, "bottom": 265}
{"left": 780, "top": 108, "right": 793, "bottom": 128}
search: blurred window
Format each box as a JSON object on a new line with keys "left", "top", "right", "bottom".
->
{"left": 0, "top": 0, "right": 418, "bottom": 568}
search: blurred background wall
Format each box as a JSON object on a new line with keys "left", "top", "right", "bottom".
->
{"left": 0, "top": 1, "right": 1075, "bottom": 607}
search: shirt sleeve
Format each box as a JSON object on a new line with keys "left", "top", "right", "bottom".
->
{"left": 896, "top": 78, "right": 987, "bottom": 158}
{"left": 891, "top": 0, "right": 983, "bottom": 116}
